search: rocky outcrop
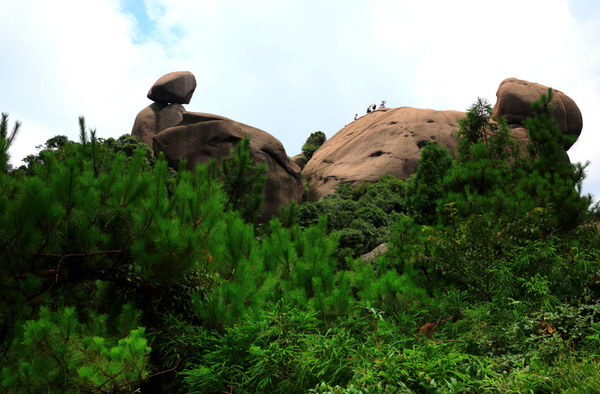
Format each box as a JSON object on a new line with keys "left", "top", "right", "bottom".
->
{"left": 360, "top": 243, "right": 388, "bottom": 262}
{"left": 132, "top": 103, "right": 185, "bottom": 147}
{"left": 132, "top": 71, "right": 302, "bottom": 222}
{"left": 147, "top": 71, "right": 197, "bottom": 104}
{"left": 132, "top": 72, "right": 196, "bottom": 146}
{"left": 303, "top": 78, "right": 582, "bottom": 201}
{"left": 133, "top": 74, "right": 582, "bottom": 212}
{"left": 302, "top": 107, "right": 464, "bottom": 201}
{"left": 492, "top": 78, "right": 582, "bottom": 149}
{"left": 153, "top": 112, "right": 303, "bottom": 221}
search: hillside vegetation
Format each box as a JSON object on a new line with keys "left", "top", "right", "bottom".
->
{"left": 2, "top": 90, "right": 600, "bottom": 393}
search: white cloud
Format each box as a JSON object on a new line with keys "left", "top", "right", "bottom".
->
{"left": 2, "top": 0, "right": 600, "bottom": 200}
{"left": 0, "top": 0, "right": 179, "bottom": 162}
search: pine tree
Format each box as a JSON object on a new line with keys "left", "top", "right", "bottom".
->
{"left": 0, "top": 113, "right": 21, "bottom": 173}
{"left": 436, "top": 93, "right": 589, "bottom": 229}
{"left": 2, "top": 305, "right": 151, "bottom": 392}
{"left": 405, "top": 142, "right": 453, "bottom": 224}
{"left": 522, "top": 88, "right": 591, "bottom": 230}
{"left": 0, "top": 117, "right": 231, "bottom": 389}
{"left": 216, "top": 136, "right": 267, "bottom": 223}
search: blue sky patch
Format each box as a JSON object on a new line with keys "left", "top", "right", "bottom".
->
{"left": 121, "top": 0, "right": 155, "bottom": 41}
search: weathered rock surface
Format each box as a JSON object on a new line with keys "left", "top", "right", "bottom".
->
{"left": 303, "top": 107, "right": 464, "bottom": 201}
{"left": 360, "top": 243, "right": 388, "bottom": 262}
{"left": 153, "top": 112, "right": 303, "bottom": 221}
{"left": 147, "top": 71, "right": 197, "bottom": 104}
{"left": 492, "top": 78, "right": 582, "bottom": 149}
{"left": 291, "top": 154, "right": 307, "bottom": 169}
{"left": 132, "top": 103, "right": 185, "bottom": 147}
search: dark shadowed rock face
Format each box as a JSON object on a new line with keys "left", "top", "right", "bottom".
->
{"left": 153, "top": 112, "right": 303, "bottom": 221}
{"left": 492, "top": 78, "right": 582, "bottom": 149}
{"left": 147, "top": 71, "right": 197, "bottom": 104}
{"left": 290, "top": 154, "right": 307, "bottom": 169}
{"left": 302, "top": 107, "right": 465, "bottom": 201}
{"left": 132, "top": 103, "right": 185, "bottom": 147}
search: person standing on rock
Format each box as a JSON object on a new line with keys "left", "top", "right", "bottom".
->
{"left": 380, "top": 100, "right": 386, "bottom": 109}
{"left": 354, "top": 114, "right": 358, "bottom": 121}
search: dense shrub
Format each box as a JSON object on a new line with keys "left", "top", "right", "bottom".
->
{"left": 298, "top": 176, "right": 405, "bottom": 259}
{"left": 2, "top": 88, "right": 599, "bottom": 392}
{"left": 302, "top": 131, "right": 327, "bottom": 162}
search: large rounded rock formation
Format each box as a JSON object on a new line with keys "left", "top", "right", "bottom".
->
{"left": 153, "top": 112, "right": 303, "bottom": 221}
{"left": 302, "top": 107, "right": 465, "bottom": 201}
{"left": 492, "top": 78, "right": 582, "bottom": 149}
{"left": 132, "top": 71, "right": 302, "bottom": 222}
{"left": 303, "top": 78, "right": 583, "bottom": 201}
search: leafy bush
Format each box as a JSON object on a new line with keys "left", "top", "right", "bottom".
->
{"left": 418, "top": 207, "right": 600, "bottom": 305}
{"left": 2, "top": 87, "right": 599, "bottom": 392}
{"left": 405, "top": 142, "right": 452, "bottom": 224}
{"left": 302, "top": 131, "right": 327, "bottom": 162}
{"left": 298, "top": 176, "right": 405, "bottom": 259}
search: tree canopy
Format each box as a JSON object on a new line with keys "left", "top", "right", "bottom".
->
{"left": 2, "top": 89, "right": 600, "bottom": 392}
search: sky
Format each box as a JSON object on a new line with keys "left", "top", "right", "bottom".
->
{"left": 2, "top": 0, "right": 600, "bottom": 199}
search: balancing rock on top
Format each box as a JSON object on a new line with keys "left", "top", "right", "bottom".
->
{"left": 132, "top": 71, "right": 303, "bottom": 222}
{"left": 147, "top": 71, "right": 197, "bottom": 104}
{"left": 133, "top": 71, "right": 196, "bottom": 148}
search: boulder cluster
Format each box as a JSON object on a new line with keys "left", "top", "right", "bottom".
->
{"left": 132, "top": 72, "right": 303, "bottom": 221}
{"left": 302, "top": 78, "right": 583, "bottom": 201}
{"left": 132, "top": 71, "right": 195, "bottom": 147}
{"left": 132, "top": 74, "right": 583, "bottom": 217}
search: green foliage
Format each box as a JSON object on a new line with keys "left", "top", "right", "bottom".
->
{"left": 455, "top": 97, "right": 507, "bottom": 160}
{"left": 2, "top": 97, "right": 600, "bottom": 393}
{"left": 102, "top": 134, "right": 157, "bottom": 169}
{"left": 43, "top": 135, "right": 71, "bottom": 150}
{"left": 405, "top": 142, "right": 453, "bottom": 224}
{"left": 381, "top": 205, "right": 600, "bottom": 319}
{"left": 0, "top": 117, "right": 230, "bottom": 390}
{"left": 302, "top": 131, "right": 327, "bottom": 162}
{"left": 439, "top": 93, "right": 590, "bottom": 232}
{"left": 1, "top": 305, "right": 150, "bottom": 392}
{"left": 21, "top": 135, "right": 73, "bottom": 172}
{"left": 215, "top": 136, "right": 267, "bottom": 223}
{"left": 439, "top": 98, "right": 525, "bottom": 223}
{"left": 0, "top": 112, "right": 21, "bottom": 173}
{"left": 298, "top": 176, "right": 405, "bottom": 259}
{"left": 22, "top": 130, "right": 156, "bottom": 177}
{"left": 523, "top": 87, "right": 592, "bottom": 230}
